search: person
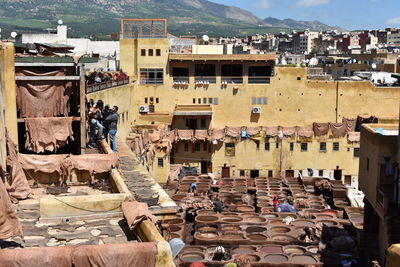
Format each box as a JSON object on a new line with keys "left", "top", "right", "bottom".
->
{"left": 87, "top": 103, "right": 104, "bottom": 148}
{"left": 212, "top": 246, "right": 227, "bottom": 261}
{"left": 273, "top": 195, "right": 280, "bottom": 208}
{"left": 213, "top": 198, "right": 224, "bottom": 213}
{"left": 104, "top": 106, "right": 119, "bottom": 152}
{"left": 102, "top": 105, "right": 111, "bottom": 142}
{"left": 188, "top": 182, "right": 197, "bottom": 193}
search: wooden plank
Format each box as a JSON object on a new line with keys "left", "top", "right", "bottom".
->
{"left": 17, "top": 117, "right": 81, "bottom": 123}
{"left": 15, "top": 63, "right": 75, "bottom": 67}
{"left": 15, "top": 76, "right": 80, "bottom": 81}
{"left": 79, "top": 65, "right": 87, "bottom": 152}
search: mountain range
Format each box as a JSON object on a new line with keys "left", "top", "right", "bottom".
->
{"left": 0, "top": 0, "right": 343, "bottom": 39}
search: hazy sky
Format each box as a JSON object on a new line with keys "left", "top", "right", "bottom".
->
{"left": 210, "top": 0, "right": 400, "bottom": 30}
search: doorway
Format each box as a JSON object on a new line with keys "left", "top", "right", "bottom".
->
{"left": 344, "top": 175, "right": 352, "bottom": 185}
{"left": 250, "top": 170, "right": 259, "bottom": 178}
{"left": 285, "top": 170, "right": 295, "bottom": 178}
{"left": 200, "top": 161, "right": 208, "bottom": 174}
{"left": 334, "top": 169, "right": 342, "bottom": 180}
{"left": 222, "top": 167, "right": 230, "bottom": 178}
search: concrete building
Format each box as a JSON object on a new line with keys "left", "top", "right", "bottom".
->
{"left": 358, "top": 123, "right": 400, "bottom": 264}
{"left": 86, "top": 19, "right": 400, "bottom": 186}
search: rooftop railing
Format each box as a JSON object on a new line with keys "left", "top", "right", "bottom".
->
{"left": 86, "top": 78, "right": 129, "bottom": 94}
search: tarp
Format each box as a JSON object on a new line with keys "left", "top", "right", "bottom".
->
{"left": 122, "top": 201, "right": 157, "bottom": 230}
{"left": 329, "top": 123, "right": 347, "bottom": 138}
{"left": 0, "top": 170, "right": 24, "bottom": 240}
{"left": 297, "top": 126, "right": 313, "bottom": 138}
{"left": 313, "top": 123, "right": 329, "bottom": 136}
{"left": 24, "top": 117, "right": 74, "bottom": 153}
{"left": 0, "top": 242, "right": 158, "bottom": 267}
{"left": 16, "top": 69, "right": 73, "bottom": 118}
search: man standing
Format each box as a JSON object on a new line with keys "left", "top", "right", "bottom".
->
{"left": 87, "top": 103, "right": 104, "bottom": 148}
{"left": 105, "top": 106, "right": 119, "bottom": 152}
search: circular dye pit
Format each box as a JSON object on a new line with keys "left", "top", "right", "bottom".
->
{"left": 260, "top": 245, "right": 283, "bottom": 254}
{"left": 221, "top": 216, "right": 243, "bottom": 223}
{"left": 247, "top": 234, "right": 268, "bottom": 241}
{"left": 246, "top": 226, "right": 267, "bottom": 233}
{"left": 181, "top": 252, "right": 205, "bottom": 263}
{"left": 232, "top": 246, "right": 256, "bottom": 254}
{"left": 264, "top": 254, "right": 289, "bottom": 263}
{"left": 283, "top": 245, "right": 307, "bottom": 254}
{"left": 270, "top": 226, "right": 291, "bottom": 234}
{"left": 291, "top": 255, "right": 318, "bottom": 264}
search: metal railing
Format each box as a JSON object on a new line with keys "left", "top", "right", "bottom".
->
{"left": 173, "top": 77, "right": 190, "bottom": 84}
{"left": 140, "top": 78, "right": 164, "bottom": 85}
{"left": 86, "top": 78, "right": 129, "bottom": 93}
{"left": 248, "top": 76, "right": 271, "bottom": 84}
{"left": 194, "top": 77, "right": 216, "bottom": 84}
{"left": 221, "top": 77, "right": 243, "bottom": 84}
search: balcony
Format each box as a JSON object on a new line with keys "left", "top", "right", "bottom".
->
{"left": 86, "top": 78, "right": 129, "bottom": 93}
{"left": 221, "top": 77, "right": 243, "bottom": 84}
{"left": 194, "top": 77, "right": 216, "bottom": 84}
{"left": 248, "top": 76, "right": 271, "bottom": 84}
{"left": 173, "top": 77, "right": 189, "bottom": 84}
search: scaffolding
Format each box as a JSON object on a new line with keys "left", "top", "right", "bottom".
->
{"left": 120, "top": 19, "right": 167, "bottom": 39}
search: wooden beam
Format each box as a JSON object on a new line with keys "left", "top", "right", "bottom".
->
{"left": 15, "top": 63, "right": 75, "bottom": 67}
{"left": 79, "top": 65, "right": 87, "bottom": 153}
{"left": 15, "top": 76, "right": 80, "bottom": 81}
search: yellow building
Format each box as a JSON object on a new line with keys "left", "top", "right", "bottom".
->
{"left": 89, "top": 19, "right": 400, "bottom": 184}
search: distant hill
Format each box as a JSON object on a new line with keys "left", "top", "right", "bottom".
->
{"left": 263, "top": 17, "right": 344, "bottom": 32}
{"left": 0, "top": 0, "right": 343, "bottom": 39}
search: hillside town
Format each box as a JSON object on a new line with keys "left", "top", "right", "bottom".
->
{"left": 0, "top": 14, "right": 398, "bottom": 267}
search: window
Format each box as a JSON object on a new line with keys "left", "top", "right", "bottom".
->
{"left": 203, "top": 97, "right": 207, "bottom": 104}
{"left": 198, "top": 98, "right": 201, "bottom": 104}
{"left": 318, "top": 170, "right": 323, "bottom": 176}
{"left": 192, "top": 98, "right": 196, "bottom": 104}
{"left": 172, "top": 67, "right": 189, "bottom": 77}
{"left": 240, "top": 170, "right": 245, "bottom": 176}
{"left": 156, "top": 98, "right": 159, "bottom": 104}
{"left": 144, "top": 97, "right": 148, "bottom": 104}
{"left": 301, "top": 143, "right": 308, "bottom": 152}
{"left": 225, "top": 143, "right": 235, "bottom": 156}
{"left": 252, "top": 97, "right": 268, "bottom": 105}
{"left": 290, "top": 143, "right": 294, "bottom": 151}
{"left": 297, "top": 77, "right": 301, "bottom": 80}
{"left": 148, "top": 49, "right": 153, "bottom": 56}
{"left": 156, "top": 49, "right": 161, "bottom": 56}
{"left": 354, "top": 148, "right": 360, "bottom": 158}
{"left": 208, "top": 98, "right": 213, "bottom": 104}
{"left": 149, "top": 97, "right": 154, "bottom": 104}
{"left": 203, "top": 143, "right": 208, "bottom": 151}
{"left": 184, "top": 143, "right": 189, "bottom": 152}
{"left": 157, "top": 158, "right": 164, "bottom": 168}
{"left": 320, "top": 142, "right": 326, "bottom": 151}
{"left": 194, "top": 143, "right": 200, "bottom": 152}
{"left": 200, "top": 119, "right": 206, "bottom": 129}
{"left": 221, "top": 64, "right": 243, "bottom": 83}
{"left": 213, "top": 98, "right": 219, "bottom": 105}
{"left": 195, "top": 64, "right": 216, "bottom": 76}
{"left": 265, "top": 142, "right": 270, "bottom": 151}
{"left": 276, "top": 142, "right": 279, "bottom": 149}
{"left": 141, "top": 49, "right": 146, "bottom": 56}
{"left": 333, "top": 142, "right": 340, "bottom": 151}
{"left": 268, "top": 170, "right": 273, "bottom": 177}
{"left": 140, "top": 68, "right": 163, "bottom": 84}
{"left": 248, "top": 65, "right": 272, "bottom": 84}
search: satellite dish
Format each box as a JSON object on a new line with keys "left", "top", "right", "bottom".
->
{"left": 202, "top": 35, "right": 209, "bottom": 42}
{"left": 58, "top": 19, "right": 63, "bottom": 25}
{"left": 281, "top": 59, "right": 287, "bottom": 65}
{"left": 371, "top": 63, "right": 377, "bottom": 69}
{"left": 10, "top": 32, "right": 17, "bottom": 38}
{"left": 309, "top": 57, "right": 318, "bottom": 66}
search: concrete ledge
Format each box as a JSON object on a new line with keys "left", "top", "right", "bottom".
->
{"left": 40, "top": 193, "right": 127, "bottom": 218}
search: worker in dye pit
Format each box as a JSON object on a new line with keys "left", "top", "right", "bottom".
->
{"left": 188, "top": 182, "right": 197, "bottom": 193}
{"left": 212, "top": 245, "right": 229, "bottom": 261}
{"left": 213, "top": 198, "right": 224, "bottom": 213}
{"left": 104, "top": 106, "right": 119, "bottom": 152}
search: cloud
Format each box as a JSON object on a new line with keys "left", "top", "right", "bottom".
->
{"left": 387, "top": 17, "right": 400, "bottom": 25}
{"left": 295, "top": 0, "right": 330, "bottom": 7}
{"left": 254, "top": 0, "right": 273, "bottom": 9}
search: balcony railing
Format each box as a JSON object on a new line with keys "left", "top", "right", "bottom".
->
{"left": 248, "top": 76, "right": 271, "bottom": 84}
{"left": 173, "top": 77, "right": 190, "bottom": 84}
{"left": 195, "top": 77, "right": 216, "bottom": 84}
{"left": 140, "top": 78, "right": 164, "bottom": 85}
{"left": 86, "top": 78, "right": 129, "bottom": 93}
{"left": 221, "top": 77, "right": 243, "bottom": 84}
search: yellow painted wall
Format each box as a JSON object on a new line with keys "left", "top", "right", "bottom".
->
{"left": 0, "top": 43, "right": 18, "bottom": 145}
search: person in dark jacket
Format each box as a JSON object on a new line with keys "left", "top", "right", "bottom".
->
{"left": 104, "top": 106, "right": 119, "bottom": 152}
{"left": 102, "top": 105, "right": 111, "bottom": 142}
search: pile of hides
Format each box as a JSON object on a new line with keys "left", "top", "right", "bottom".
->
{"left": 347, "top": 132, "right": 360, "bottom": 143}
{"left": 24, "top": 117, "right": 74, "bottom": 153}
{"left": 315, "top": 179, "right": 333, "bottom": 192}
{"left": 0, "top": 167, "right": 24, "bottom": 239}
{"left": 122, "top": 201, "right": 157, "bottom": 230}
{"left": 6, "top": 137, "right": 32, "bottom": 203}
{"left": 16, "top": 68, "right": 73, "bottom": 118}
{"left": 0, "top": 242, "right": 158, "bottom": 267}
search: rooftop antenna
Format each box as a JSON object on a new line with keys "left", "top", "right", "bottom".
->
{"left": 10, "top": 32, "right": 17, "bottom": 38}
{"left": 202, "top": 35, "right": 209, "bottom": 44}
{"left": 58, "top": 19, "right": 63, "bottom": 25}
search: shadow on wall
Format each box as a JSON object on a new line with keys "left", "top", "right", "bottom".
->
{"left": 250, "top": 113, "right": 260, "bottom": 123}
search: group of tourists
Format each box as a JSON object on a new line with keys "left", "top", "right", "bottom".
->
{"left": 87, "top": 99, "right": 119, "bottom": 152}
{"left": 86, "top": 70, "right": 127, "bottom": 84}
